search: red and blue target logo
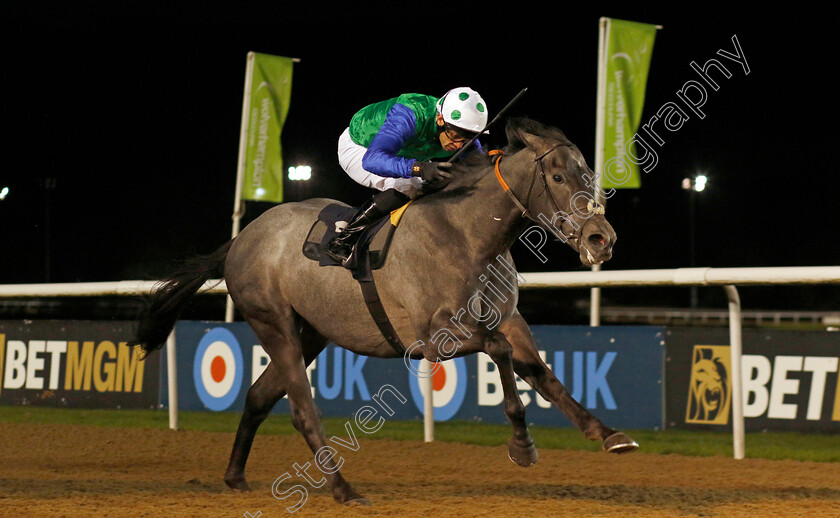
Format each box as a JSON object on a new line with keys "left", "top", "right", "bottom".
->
{"left": 408, "top": 357, "right": 467, "bottom": 421}
{"left": 193, "top": 327, "right": 244, "bottom": 411}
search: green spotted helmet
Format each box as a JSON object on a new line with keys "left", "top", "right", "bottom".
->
{"left": 436, "top": 87, "right": 488, "bottom": 134}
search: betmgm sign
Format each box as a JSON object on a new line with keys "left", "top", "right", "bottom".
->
{"left": 0, "top": 321, "right": 158, "bottom": 408}
{"left": 667, "top": 328, "right": 840, "bottom": 432}
{"left": 685, "top": 345, "right": 732, "bottom": 425}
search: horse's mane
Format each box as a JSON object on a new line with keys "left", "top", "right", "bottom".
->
{"left": 430, "top": 117, "right": 571, "bottom": 198}
{"left": 504, "top": 117, "right": 572, "bottom": 152}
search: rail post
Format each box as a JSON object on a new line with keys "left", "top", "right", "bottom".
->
{"left": 421, "top": 358, "right": 434, "bottom": 442}
{"left": 724, "top": 285, "right": 745, "bottom": 459}
{"left": 166, "top": 330, "right": 179, "bottom": 431}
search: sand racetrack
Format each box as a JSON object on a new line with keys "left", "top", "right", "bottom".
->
{"left": 1, "top": 422, "right": 838, "bottom": 517}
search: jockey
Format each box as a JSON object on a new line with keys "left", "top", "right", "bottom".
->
{"left": 325, "top": 87, "right": 489, "bottom": 267}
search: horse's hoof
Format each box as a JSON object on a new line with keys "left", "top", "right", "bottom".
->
{"left": 507, "top": 438, "right": 539, "bottom": 467}
{"left": 224, "top": 477, "right": 252, "bottom": 492}
{"left": 603, "top": 432, "right": 639, "bottom": 454}
{"left": 336, "top": 490, "right": 370, "bottom": 507}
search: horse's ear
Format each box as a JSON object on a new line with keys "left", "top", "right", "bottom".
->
{"left": 513, "top": 128, "right": 552, "bottom": 156}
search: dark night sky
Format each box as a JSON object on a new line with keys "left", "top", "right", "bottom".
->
{"left": 1, "top": 4, "right": 838, "bottom": 311}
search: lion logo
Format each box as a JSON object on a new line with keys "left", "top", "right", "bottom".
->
{"left": 686, "top": 345, "right": 732, "bottom": 425}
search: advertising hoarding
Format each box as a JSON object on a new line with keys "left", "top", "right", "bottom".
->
{"left": 0, "top": 320, "right": 158, "bottom": 408}
{"left": 166, "top": 322, "right": 665, "bottom": 430}
{"left": 666, "top": 327, "right": 840, "bottom": 432}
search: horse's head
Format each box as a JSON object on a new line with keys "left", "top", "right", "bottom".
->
{"left": 506, "top": 118, "right": 617, "bottom": 266}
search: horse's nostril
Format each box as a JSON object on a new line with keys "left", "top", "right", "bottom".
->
{"left": 588, "top": 234, "right": 607, "bottom": 248}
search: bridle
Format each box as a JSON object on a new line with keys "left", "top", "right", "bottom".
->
{"left": 489, "top": 146, "right": 605, "bottom": 247}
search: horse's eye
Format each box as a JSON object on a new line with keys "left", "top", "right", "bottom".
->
{"left": 552, "top": 175, "right": 564, "bottom": 183}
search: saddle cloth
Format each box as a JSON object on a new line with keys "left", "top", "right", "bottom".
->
{"left": 302, "top": 201, "right": 412, "bottom": 281}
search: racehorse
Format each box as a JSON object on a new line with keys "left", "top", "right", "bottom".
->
{"left": 130, "top": 117, "right": 638, "bottom": 506}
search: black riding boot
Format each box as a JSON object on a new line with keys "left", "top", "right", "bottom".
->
{"left": 324, "top": 188, "right": 410, "bottom": 267}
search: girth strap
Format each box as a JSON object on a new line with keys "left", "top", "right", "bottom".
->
{"left": 357, "top": 279, "right": 407, "bottom": 355}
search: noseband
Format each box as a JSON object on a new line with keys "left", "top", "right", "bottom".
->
{"left": 490, "top": 146, "right": 605, "bottom": 246}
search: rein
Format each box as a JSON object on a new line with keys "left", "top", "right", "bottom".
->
{"left": 489, "top": 149, "right": 532, "bottom": 217}
{"left": 489, "top": 146, "right": 605, "bottom": 245}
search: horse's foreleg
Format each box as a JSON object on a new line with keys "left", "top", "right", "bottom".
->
{"left": 224, "top": 324, "right": 327, "bottom": 492}
{"left": 500, "top": 314, "right": 638, "bottom": 453}
{"left": 484, "top": 331, "right": 539, "bottom": 467}
{"left": 248, "top": 317, "right": 367, "bottom": 506}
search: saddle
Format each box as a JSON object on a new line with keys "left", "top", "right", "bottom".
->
{"left": 302, "top": 201, "right": 413, "bottom": 355}
{"left": 302, "top": 201, "right": 412, "bottom": 281}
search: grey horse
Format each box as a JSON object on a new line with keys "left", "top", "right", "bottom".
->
{"left": 130, "top": 117, "right": 638, "bottom": 506}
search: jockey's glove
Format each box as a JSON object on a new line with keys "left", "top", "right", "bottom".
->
{"left": 411, "top": 161, "right": 453, "bottom": 183}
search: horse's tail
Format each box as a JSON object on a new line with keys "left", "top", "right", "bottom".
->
{"left": 129, "top": 240, "right": 234, "bottom": 357}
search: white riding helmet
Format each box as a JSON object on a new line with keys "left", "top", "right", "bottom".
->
{"left": 436, "top": 87, "right": 488, "bottom": 134}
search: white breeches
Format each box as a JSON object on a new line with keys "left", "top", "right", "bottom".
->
{"left": 337, "top": 127, "right": 422, "bottom": 197}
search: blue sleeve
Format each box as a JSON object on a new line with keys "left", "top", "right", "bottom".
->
{"left": 361, "top": 103, "right": 417, "bottom": 179}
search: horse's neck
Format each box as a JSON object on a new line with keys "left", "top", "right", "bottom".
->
{"left": 436, "top": 153, "right": 534, "bottom": 263}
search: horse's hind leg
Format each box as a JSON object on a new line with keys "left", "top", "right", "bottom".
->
{"left": 500, "top": 313, "right": 638, "bottom": 454}
{"left": 224, "top": 321, "right": 327, "bottom": 491}
{"left": 246, "top": 314, "right": 366, "bottom": 505}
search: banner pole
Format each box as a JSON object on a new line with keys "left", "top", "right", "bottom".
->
{"left": 226, "top": 52, "right": 256, "bottom": 323}
{"left": 590, "top": 17, "right": 609, "bottom": 327}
